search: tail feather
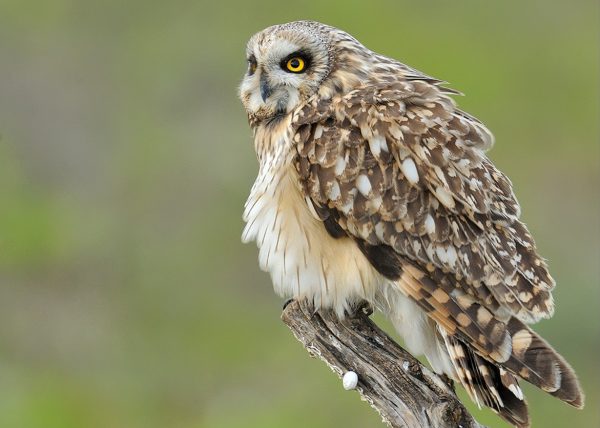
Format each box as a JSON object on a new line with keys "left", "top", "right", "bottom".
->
{"left": 500, "top": 317, "right": 584, "bottom": 409}
{"left": 392, "top": 258, "right": 584, "bottom": 423}
{"left": 398, "top": 262, "right": 584, "bottom": 408}
{"left": 440, "top": 316, "right": 584, "bottom": 427}
{"left": 441, "top": 329, "right": 530, "bottom": 428}
{"left": 500, "top": 367, "right": 524, "bottom": 400}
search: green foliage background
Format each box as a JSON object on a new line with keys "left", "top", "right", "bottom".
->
{"left": 0, "top": 1, "right": 598, "bottom": 427}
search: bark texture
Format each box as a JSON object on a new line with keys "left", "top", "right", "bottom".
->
{"left": 281, "top": 299, "right": 487, "bottom": 428}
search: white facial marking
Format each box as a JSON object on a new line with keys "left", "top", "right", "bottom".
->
{"left": 240, "top": 32, "right": 321, "bottom": 119}
{"left": 266, "top": 39, "right": 300, "bottom": 60}
{"left": 285, "top": 87, "right": 300, "bottom": 113}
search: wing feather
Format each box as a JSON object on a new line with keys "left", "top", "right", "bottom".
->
{"left": 292, "top": 81, "right": 554, "bottom": 323}
{"left": 290, "top": 79, "right": 583, "bottom": 409}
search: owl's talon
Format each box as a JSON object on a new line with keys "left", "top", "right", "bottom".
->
{"left": 346, "top": 300, "right": 373, "bottom": 317}
{"left": 355, "top": 300, "right": 373, "bottom": 317}
{"left": 360, "top": 302, "right": 374, "bottom": 316}
{"left": 283, "top": 298, "right": 295, "bottom": 310}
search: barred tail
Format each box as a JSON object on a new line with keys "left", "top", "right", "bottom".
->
{"left": 441, "top": 329, "right": 530, "bottom": 428}
{"left": 500, "top": 317, "right": 584, "bottom": 409}
{"left": 441, "top": 317, "right": 584, "bottom": 427}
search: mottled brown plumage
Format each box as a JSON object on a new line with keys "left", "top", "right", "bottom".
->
{"left": 239, "top": 20, "right": 584, "bottom": 427}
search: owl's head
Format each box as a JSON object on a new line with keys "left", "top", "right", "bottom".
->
{"left": 239, "top": 21, "right": 369, "bottom": 124}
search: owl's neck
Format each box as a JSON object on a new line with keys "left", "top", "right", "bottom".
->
{"left": 251, "top": 114, "right": 294, "bottom": 165}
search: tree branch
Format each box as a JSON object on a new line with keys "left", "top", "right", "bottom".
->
{"left": 281, "top": 299, "right": 487, "bottom": 428}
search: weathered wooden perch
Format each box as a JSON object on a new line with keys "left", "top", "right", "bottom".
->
{"left": 281, "top": 299, "right": 487, "bottom": 428}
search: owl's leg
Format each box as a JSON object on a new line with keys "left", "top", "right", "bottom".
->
{"left": 377, "top": 283, "right": 457, "bottom": 379}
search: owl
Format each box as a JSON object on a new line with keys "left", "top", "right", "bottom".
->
{"left": 238, "top": 21, "right": 583, "bottom": 427}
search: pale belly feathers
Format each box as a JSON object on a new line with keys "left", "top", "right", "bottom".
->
{"left": 243, "top": 159, "right": 379, "bottom": 317}
{"left": 241, "top": 123, "right": 453, "bottom": 375}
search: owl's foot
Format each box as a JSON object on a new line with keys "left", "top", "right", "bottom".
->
{"left": 347, "top": 300, "right": 373, "bottom": 317}
{"left": 283, "top": 298, "right": 295, "bottom": 310}
{"left": 360, "top": 301, "right": 374, "bottom": 316}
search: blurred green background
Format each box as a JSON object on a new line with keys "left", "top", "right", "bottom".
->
{"left": 0, "top": 1, "right": 598, "bottom": 427}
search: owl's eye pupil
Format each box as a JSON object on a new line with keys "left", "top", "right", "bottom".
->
{"left": 290, "top": 59, "right": 300, "bottom": 68}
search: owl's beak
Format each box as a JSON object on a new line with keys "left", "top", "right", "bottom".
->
{"left": 259, "top": 72, "right": 272, "bottom": 102}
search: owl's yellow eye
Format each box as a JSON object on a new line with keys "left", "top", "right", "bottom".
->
{"left": 247, "top": 57, "right": 257, "bottom": 75}
{"left": 285, "top": 57, "right": 305, "bottom": 73}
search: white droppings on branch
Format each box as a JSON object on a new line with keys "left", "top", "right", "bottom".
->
{"left": 343, "top": 371, "right": 359, "bottom": 390}
{"left": 281, "top": 299, "right": 487, "bottom": 428}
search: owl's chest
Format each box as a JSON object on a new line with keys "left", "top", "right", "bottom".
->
{"left": 242, "top": 145, "right": 380, "bottom": 317}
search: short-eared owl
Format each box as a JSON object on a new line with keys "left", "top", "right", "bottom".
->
{"left": 239, "top": 20, "right": 583, "bottom": 427}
